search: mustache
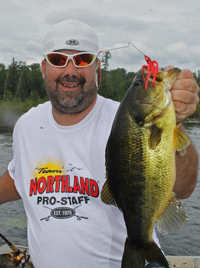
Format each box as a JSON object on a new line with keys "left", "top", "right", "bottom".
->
{"left": 56, "top": 75, "right": 86, "bottom": 84}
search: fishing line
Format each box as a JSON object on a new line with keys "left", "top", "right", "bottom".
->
{"left": 28, "top": 0, "right": 73, "bottom": 20}
{"left": 28, "top": 0, "right": 144, "bottom": 56}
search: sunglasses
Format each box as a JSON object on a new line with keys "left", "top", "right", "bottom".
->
{"left": 44, "top": 52, "right": 98, "bottom": 68}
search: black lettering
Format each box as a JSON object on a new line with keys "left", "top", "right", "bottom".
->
{"left": 37, "top": 197, "right": 42, "bottom": 204}
{"left": 50, "top": 197, "right": 56, "bottom": 205}
{"left": 72, "top": 196, "right": 78, "bottom": 205}
{"left": 78, "top": 196, "right": 84, "bottom": 204}
{"left": 84, "top": 196, "right": 90, "bottom": 204}
{"left": 67, "top": 197, "right": 72, "bottom": 205}
{"left": 61, "top": 197, "right": 68, "bottom": 205}
{"left": 36, "top": 167, "right": 62, "bottom": 174}
{"left": 43, "top": 196, "right": 49, "bottom": 205}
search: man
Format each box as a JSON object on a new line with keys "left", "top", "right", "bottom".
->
{"left": 0, "top": 19, "right": 199, "bottom": 268}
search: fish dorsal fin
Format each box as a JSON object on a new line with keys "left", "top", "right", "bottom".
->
{"left": 101, "top": 180, "right": 117, "bottom": 207}
{"left": 174, "top": 128, "right": 190, "bottom": 155}
{"left": 156, "top": 193, "right": 188, "bottom": 234}
{"left": 149, "top": 125, "right": 163, "bottom": 149}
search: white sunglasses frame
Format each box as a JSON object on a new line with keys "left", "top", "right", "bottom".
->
{"left": 44, "top": 52, "right": 98, "bottom": 68}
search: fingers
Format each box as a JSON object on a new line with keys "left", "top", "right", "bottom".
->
{"left": 172, "top": 69, "right": 200, "bottom": 94}
{"left": 173, "top": 101, "right": 198, "bottom": 123}
{"left": 171, "top": 88, "right": 199, "bottom": 105}
{"left": 165, "top": 67, "right": 200, "bottom": 123}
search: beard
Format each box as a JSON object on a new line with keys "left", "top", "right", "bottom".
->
{"left": 45, "top": 74, "right": 98, "bottom": 114}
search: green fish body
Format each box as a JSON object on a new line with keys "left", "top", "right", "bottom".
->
{"left": 101, "top": 69, "right": 189, "bottom": 268}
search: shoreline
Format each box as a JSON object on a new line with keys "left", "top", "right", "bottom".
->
{"left": 0, "top": 102, "right": 199, "bottom": 131}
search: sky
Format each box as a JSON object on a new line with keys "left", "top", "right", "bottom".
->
{"left": 0, "top": 0, "right": 200, "bottom": 73}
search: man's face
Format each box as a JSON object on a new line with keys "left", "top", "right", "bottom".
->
{"left": 42, "top": 50, "right": 99, "bottom": 114}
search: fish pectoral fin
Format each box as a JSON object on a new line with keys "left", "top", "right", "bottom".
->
{"left": 156, "top": 193, "right": 188, "bottom": 234}
{"left": 174, "top": 128, "right": 190, "bottom": 155}
{"left": 149, "top": 125, "right": 163, "bottom": 149}
{"left": 100, "top": 180, "right": 117, "bottom": 207}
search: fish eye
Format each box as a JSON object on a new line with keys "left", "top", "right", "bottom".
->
{"left": 134, "top": 80, "right": 142, "bottom": 86}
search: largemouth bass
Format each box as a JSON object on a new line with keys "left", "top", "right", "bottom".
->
{"left": 101, "top": 68, "right": 190, "bottom": 268}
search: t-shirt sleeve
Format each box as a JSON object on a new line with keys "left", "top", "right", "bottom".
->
{"left": 8, "top": 158, "right": 15, "bottom": 180}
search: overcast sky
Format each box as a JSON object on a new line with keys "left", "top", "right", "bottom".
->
{"left": 1, "top": 0, "right": 200, "bottom": 73}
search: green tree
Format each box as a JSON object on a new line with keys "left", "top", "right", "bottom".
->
{"left": 110, "top": 68, "right": 127, "bottom": 101}
{"left": 101, "top": 51, "right": 112, "bottom": 71}
{"left": 0, "top": 63, "right": 7, "bottom": 100}
{"left": 29, "top": 89, "right": 41, "bottom": 107}
{"left": 15, "top": 62, "right": 27, "bottom": 100}
{"left": 28, "top": 64, "right": 46, "bottom": 98}
{"left": 99, "top": 68, "right": 139, "bottom": 101}
{"left": 7, "top": 58, "right": 22, "bottom": 96}
{"left": 99, "top": 69, "right": 114, "bottom": 99}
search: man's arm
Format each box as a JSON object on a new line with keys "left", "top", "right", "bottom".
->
{"left": 164, "top": 67, "right": 199, "bottom": 199}
{"left": 173, "top": 125, "right": 198, "bottom": 199}
{"left": 0, "top": 170, "right": 21, "bottom": 204}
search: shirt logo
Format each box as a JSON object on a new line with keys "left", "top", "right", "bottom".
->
{"left": 40, "top": 206, "right": 88, "bottom": 221}
{"left": 66, "top": 39, "right": 79, "bottom": 45}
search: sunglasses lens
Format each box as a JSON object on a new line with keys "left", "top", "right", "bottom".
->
{"left": 73, "top": 54, "right": 95, "bottom": 67}
{"left": 47, "top": 53, "right": 68, "bottom": 67}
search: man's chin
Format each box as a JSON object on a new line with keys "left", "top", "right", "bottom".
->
{"left": 52, "top": 97, "right": 84, "bottom": 114}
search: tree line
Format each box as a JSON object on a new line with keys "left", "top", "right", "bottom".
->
{"left": 0, "top": 56, "right": 200, "bottom": 117}
{"left": 0, "top": 58, "right": 46, "bottom": 104}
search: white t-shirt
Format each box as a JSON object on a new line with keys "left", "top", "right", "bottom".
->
{"left": 8, "top": 94, "right": 161, "bottom": 268}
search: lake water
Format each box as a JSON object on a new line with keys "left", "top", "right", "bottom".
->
{"left": 0, "top": 121, "right": 199, "bottom": 256}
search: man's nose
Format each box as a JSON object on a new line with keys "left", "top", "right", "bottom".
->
{"left": 62, "top": 59, "right": 79, "bottom": 76}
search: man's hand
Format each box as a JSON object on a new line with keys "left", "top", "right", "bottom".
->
{"left": 165, "top": 66, "right": 200, "bottom": 123}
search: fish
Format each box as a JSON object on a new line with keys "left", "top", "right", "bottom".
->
{"left": 101, "top": 68, "right": 190, "bottom": 268}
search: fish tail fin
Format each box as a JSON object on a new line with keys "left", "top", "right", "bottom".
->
{"left": 122, "top": 238, "right": 169, "bottom": 268}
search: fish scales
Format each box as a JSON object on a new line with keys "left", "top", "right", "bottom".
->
{"left": 101, "top": 69, "right": 189, "bottom": 268}
{"left": 107, "top": 101, "right": 175, "bottom": 240}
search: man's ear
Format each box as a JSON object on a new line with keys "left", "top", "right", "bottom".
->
{"left": 95, "top": 60, "right": 101, "bottom": 89}
{"left": 41, "top": 60, "right": 46, "bottom": 79}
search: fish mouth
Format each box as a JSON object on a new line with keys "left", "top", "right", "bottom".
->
{"left": 136, "top": 68, "right": 180, "bottom": 125}
{"left": 143, "top": 68, "right": 181, "bottom": 92}
{"left": 142, "top": 69, "right": 164, "bottom": 85}
{"left": 140, "top": 68, "right": 181, "bottom": 106}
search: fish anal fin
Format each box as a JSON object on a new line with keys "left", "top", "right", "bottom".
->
{"left": 149, "top": 125, "right": 163, "bottom": 149}
{"left": 156, "top": 193, "right": 188, "bottom": 235}
{"left": 174, "top": 128, "right": 190, "bottom": 154}
{"left": 101, "top": 180, "right": 117, "bottom": 207}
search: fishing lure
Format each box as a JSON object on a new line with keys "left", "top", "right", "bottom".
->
{"left": 142, "top": 55, "right": 159, "bottom": 90}
{"left": 99, "top": 42, "right": 159, "bottom": 90}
